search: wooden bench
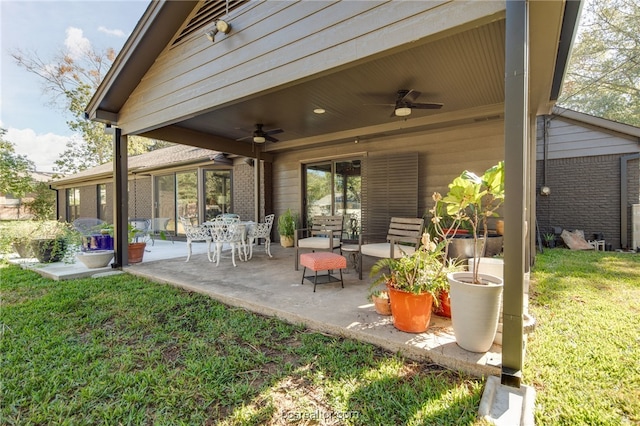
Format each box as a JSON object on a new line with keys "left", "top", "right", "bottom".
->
{"left": 299, "top": 252, "right": 347, "bottom": 292}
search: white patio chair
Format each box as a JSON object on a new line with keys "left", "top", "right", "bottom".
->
{"left": 246, "top": 214, "right": 274, "bottom": 259}
{"left": 208, "top": 217, "right": 246, "bottom": 267}
{"left": 179, "top": 216, "right": 212, "bottom": 262}
{"left": 128, "top": 218, "right": 151, "bottom": 243}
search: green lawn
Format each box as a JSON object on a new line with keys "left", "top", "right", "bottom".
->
{"left": 0, "top": 263, "right": 483, "bottom": 425}
{"left": 526, "top": 249, "right": 640, "bottom": 425}
{"left": 2, "top": 248, "right": 638, "bottom": 425}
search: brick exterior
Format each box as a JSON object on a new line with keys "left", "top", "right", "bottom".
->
{"left": 536, "top": 154, "right": 639, "bottom": 250}
{"left": 233, "top": 163, "right": 255, "bottom": 220}
{"left": 79, "top": 186, "right": 97, "bottom": 218}
{"left": 129, "top": 177, "right": 152, "bottom": 220}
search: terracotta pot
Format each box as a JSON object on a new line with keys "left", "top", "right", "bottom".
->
{"left": 433, "top": 289, "right": 451, "bottom": 318}
{"left": 128, "top": 242, "right": 146, "bottom": 264}
{"left": 372, "top": 293, "right": 392, "bottom": 316}
{"left": 387, "top": 287, "right": 434, "bottom": 333}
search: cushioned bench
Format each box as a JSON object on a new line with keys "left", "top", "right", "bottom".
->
{"left": 299, "top": 252, "right": 347, "bottom": 292}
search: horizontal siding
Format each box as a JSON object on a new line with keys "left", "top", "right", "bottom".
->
{"left": 536, "top": 116, "right": 640, "bottom": 160}
{"left": 273, "top": 119, "right": 503, "bottom": 224}
{"left": 118, "top": 0, "right": 504, "bottom": 133}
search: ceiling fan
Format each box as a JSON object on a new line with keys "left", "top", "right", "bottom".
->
{"left": 236, "top": 123, "right": 283, "bottom": 143}
{"left": 389, "top": 89, "right": 443, "bottom": 117}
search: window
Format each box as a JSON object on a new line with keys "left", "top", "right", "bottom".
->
{"left": 97, "top": 184, "right": 107, "bottom": 220}
{"left": 67, "top": 188, "right": 80, "bottom": 221}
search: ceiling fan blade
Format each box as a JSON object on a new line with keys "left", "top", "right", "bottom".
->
{"left": 265, "top": 134, "right": 279, "bottom": 143}
{"left": 265, "top": 128, "right": 283, "bottom": 136}
{"left": 409, "top": 102, "right": 444, "bottom": 110}
{"left": 401, "top": 89, "right": 421, "bottom": 103}
{"left": 236, "top": 135, "right": 252, "bottom": 142}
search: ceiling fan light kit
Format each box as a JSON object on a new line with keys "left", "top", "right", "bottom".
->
{"left": 394, "top": 107, "right": 412, "bottom": 117}
{"left": 253, "top": 135, "right": 266, "bottom": 143}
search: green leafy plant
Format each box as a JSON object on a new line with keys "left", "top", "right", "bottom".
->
{"left": 277, "top": 208, "right": 298, "bottom": 238}
{"left": 370, "top": 233, "right": 462, "bottom": 299}
{"left": 431, "top": 161, "right": 505, "bottom": 284}
{"left": 543, "top": 232, "right": 555, "bottom": 242}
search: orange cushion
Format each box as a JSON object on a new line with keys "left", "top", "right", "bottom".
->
{"left": 299, "top": 252, "right": 347, "bottom": 271}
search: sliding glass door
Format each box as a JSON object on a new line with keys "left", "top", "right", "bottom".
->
{"left": 204, "top": 170, "right": 232, "bottom": 221}
{"left": 304, "top": 159, "right": 361, "bottom": 242}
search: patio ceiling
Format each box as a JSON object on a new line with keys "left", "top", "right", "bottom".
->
{"left": 174, "top": 18, "right": 507, "bottom": 153}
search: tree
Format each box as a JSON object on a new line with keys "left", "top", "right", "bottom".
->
{"left": 558, "top": 0, "right": 640, "bottom": 126}
{"left": 12, "top": 42, "right": 171, "bottom": 175}
{"left": 0, "top": 128, "right": 35, "bottom": 201}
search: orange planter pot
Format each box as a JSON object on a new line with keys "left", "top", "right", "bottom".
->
{"left": 388, "top": 287, "right": 434, "bottom": 333}
{"left": 128, "top": 242, "right": 146, "bottom": 264}
{"left": 433, "top": 290, "right": 451, "bottom": 318}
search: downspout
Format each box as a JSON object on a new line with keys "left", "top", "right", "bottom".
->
{"left": 620, "top": 153, "right": 640, "bottom": 249}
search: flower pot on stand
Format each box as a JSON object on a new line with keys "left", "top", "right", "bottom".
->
{"left": 388, "top": 286, "right": 434, "bottom": 333}
{"left": 128, "top": 242, "right": 146, "bottom": 264}
{"left": 447, "top": 271, "right": 503, "bottom": 352}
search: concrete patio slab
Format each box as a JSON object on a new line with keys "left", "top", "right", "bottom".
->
{"left": 14, "top": 240, "right": 503, "bottom": 378}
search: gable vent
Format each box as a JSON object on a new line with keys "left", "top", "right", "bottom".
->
{"left": 172, "top": 0, "right": 247, "bottom": 46}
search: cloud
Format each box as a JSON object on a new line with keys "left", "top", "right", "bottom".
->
{"left": 64, "top": 27, "right": 92, "bottom": 59}
{"left": 5, "top": 127, "right": 69, "bottom": 172}
{"left": 98, "top": 26, "right": 126, "bottom": 38}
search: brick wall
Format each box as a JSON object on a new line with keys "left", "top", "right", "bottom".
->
{"left": 129, "top": 177, "right": 152, "bottom": 219}
{"left": 536, "top": 154, "right": 639, "bottom": 249}
{"left": 79, "top": 186, "right": 97, "bottom": 218}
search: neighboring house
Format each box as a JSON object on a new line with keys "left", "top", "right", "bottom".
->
{"left": 0, "top": 171, "right": 56, "bottom": 220}
{"left": 80, "top": 0, "right": 583, "bottom": 381}
{"left": 536, "top": 107, "right": 640, "bottom": 250}
{"left": 50, "top": 144, "right": 265, "bottom": 234}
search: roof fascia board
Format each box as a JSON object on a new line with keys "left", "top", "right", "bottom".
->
{"left": 86, "top": 0, "right": 198, "bottom": 123}
{"left": 550, "top": 0, "right": 584, "bottom": 101}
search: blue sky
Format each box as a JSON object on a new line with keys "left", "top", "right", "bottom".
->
{"left": 1, "top": 0, "right": 149, "bottom": 171}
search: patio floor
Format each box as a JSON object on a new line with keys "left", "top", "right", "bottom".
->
{"left": 17, "top": 239, "right": 503, "bottom": 378}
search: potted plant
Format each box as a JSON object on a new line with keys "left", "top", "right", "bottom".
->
{"left": 432, "top": 161, "right": 505, "bottom": 352}
{"left": 1, "top": 220, "right": 39, "bottom": 258}
{"left": 543, "top": 232, "right": 556, "bottom": 248}
{"left": 370, "top": 233, "right": 461, "bottom": 333}
{"left": 277, "top": 208, "right": 297, "bottom": 247}
{"left": 30, "top": 220, "right": 79, "bottom": 263}
{"left": 127, "top": 222, "right": 147, "bottom": 264}
{"left": 369, "top": 289, "right": 392, "bottom": 316}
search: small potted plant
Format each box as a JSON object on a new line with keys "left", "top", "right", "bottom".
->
{"left": 370, "top": 233, "right": 461, "bottom": 333}
{"left": 277, "top": 208, "right": 297, "bottom": 247}
{"left": 543, "top": 232, "right": 556, "bottom": 248}
{"left": 127, "top": 222, "right": 147, "bottom": 264}
{"left": 368, "top": 289, "right": 392, "bottom": 316}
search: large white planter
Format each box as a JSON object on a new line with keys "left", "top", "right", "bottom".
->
{"left": 76, "top": 250, "right": 114, "bottom": 269}
{"left": 447, "top": 271, "right": 503, "bottom": 352}
{"left": 468, "top": 257, "right": 503, "bottom": 280}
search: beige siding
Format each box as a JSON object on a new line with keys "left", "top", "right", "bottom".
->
{"left": 117, "top": 0, "right": 503, "bottom": 134}
{"left": 273, "top": 120, "right": 504, "bottom": 234}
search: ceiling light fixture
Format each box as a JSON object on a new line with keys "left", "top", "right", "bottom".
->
{"left": 313, "top": 108, "right": 326, "bottom": 114}
{"left": 253, "top": 135, "right": 266, "bottom": 143}
{"left": 206, "top": 19, "right": 231, "bottom": 42}
{"left": 394, "top": 106, "right": 412, "bottom": 117}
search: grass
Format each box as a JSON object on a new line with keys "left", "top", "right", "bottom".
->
{"left": 0, "top": 262, "right": 484, "bottom": 425}
{"left": 3, "top": 248, "right": 638, "bottom": 425}
{"left": 526, "top": 248, "right": 640, "bottom": 425}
